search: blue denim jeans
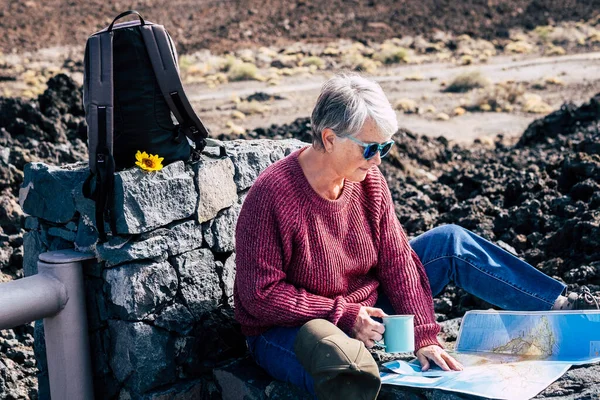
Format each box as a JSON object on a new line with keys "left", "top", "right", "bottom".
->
{"left": 245, "top": 224, "right": 567, "bottom": 396}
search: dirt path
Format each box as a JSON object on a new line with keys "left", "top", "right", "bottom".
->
{"left": 191, "top": 51, "right": 600, "bottom": 143}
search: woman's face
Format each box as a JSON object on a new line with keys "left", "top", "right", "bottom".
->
{"left": 324, "top": 118, "right": 392, "bottom": 182}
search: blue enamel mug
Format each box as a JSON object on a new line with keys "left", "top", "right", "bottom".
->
{"left": 381, "top": 315, "right": 415, "bottom": 353}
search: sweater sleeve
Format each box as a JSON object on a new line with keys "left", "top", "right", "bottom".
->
{"left": 234, "top": 184, "right": 362, "bottom": 334}
{"left": 375, "top": 177, "right": 442, "bottom": 350}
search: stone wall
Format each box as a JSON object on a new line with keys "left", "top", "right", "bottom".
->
{"left": 19, "top": 139, "right": 307, "bottom": 400}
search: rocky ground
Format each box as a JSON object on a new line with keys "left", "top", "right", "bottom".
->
{"left": 1, "top": 69, "right": 599, "bottom": 398}
{"left": 2, "top": 0, "right": 600, "bottom": 55}
{"left": 1, "top": 1, "right": 600, "bottom": 398}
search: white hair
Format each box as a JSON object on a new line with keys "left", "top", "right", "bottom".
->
{"left": 310, "top": 73, "right": 398, "bottom": 149}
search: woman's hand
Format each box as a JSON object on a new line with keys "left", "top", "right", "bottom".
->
{"left": 351, "top": 306, "right": 387, "bottom": 348}
{"left": 416, "top": 345, "right": 464, "bottom": 371}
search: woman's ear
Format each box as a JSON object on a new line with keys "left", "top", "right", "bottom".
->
{"left": 321, "top": 128, "right": 336, "bottom": 153}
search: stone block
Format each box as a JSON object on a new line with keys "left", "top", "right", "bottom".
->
{"left": 154, "top": 303, "right": 194, "bottom": 335}
{"left": 88, "top": 329, "right": 115, "bottom": 386}
{"left": 192, "top": 154, "right": 238, "bottom": 223}
{"left": 222, "top": 253, "right": 236, "bottom": 307}
{"left": 142, "top": 378, "right": 220, "bottom": 400}
{"left": 22, "top": 230, "right": 46, "bottom": 277}
{"left": 36, "top": 222, "right": 73, "bottom": 253}
{"left": 47, "top": 226, "right": 76, "bottom": 242}
{"left": 171, "top": 248, "right": 222, "bottom": 319}
{"left": 213, "top": 357, "right": 269, "bottom": 400}
{"left": 213, "top": 356, "right": 312, "bottom": 400}
{"left": 65, "top": 221, "right": 77, "bottom": 231}
{"left": 162, "top": 219, "right": 204, "bottom": 257}
{"left": 71, "top": 164, "right": 99, "bottom": 227}
{"left": 224, "top": 139, "right": 305, "bottom": 191}
{"left": 202, "top": 201, "right": 241, "bottom": 253}
{"left": 85, "top": 276, "right": 110, "bottom": 330}
{"left": 103, "top": 260, "right": 178, "bottom": 320}
{"left": 97, "top": 219, "right": 204, "bottom": 267}
{"left": 99, "top": 235, "right": 166, "bottom": 267}
{"left": 24, "top": 216, "right": 39, "bottom": 230}
{"left": 113, "top": 161, "right": 197, "bottom": 234}
{"left": 108, "top": 320, "right": 176, "bottom": 394}
{"left": 19, "top": 162, "right": 88, "bottom": 223}
{"left": 75, "top": 214, "right": 98, "bottom": 251}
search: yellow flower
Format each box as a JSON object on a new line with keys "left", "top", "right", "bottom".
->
{"left": 135, "top": 150, "right": 164, "bottom": 172}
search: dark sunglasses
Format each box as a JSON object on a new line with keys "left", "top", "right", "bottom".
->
{"left": 347, "top": 136, "right": 395, "bottom": 160}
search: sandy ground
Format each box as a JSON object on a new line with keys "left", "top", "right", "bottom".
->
{"left": 190, "top": 51, "right": 600, "bottom": 143}
{"left": 2, "top": 43, "right": 599, "bottom": 145}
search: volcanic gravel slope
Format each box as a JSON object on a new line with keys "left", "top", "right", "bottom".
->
{"left": 2, "top": 0, "right": 600, "bottom": 54}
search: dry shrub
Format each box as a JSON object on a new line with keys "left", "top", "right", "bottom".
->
{"left": 235, "top": 100, "right": 270, "bottom": 115}
{"left": 231, "top": 110, "right": 246, "bottom": 120}
{"left": 300, "top": 56, "right": 325, "bottom": 69}
{"left": 521, "top": 94, "right": 553, "bottom": 114}
{"left": 372, "top": 42, "right": 409, "bottom": 64}
{"left": 470, "top": 81, "right": 526, "bottom": 112}
{"left": 534, "top": 26, "right": 553, "bottom": 43}
{"left": 545, "top": 76, "right": 565, "bottom": 86}
{"left": 588, "top": 31, "right": 600, "bottom": 43}
{"left": 531, "top": 76, "right": 565, "bottom": 90}
{"left": 505, "top": 41, "right": 534, "bottom": 54}
{"left": 443, "top": 70, "right": 491, "bottom": 93}
{"left": 423, "top": 105, "right": 436, "bottom": 114}
{"left": 459, "top": 55, "right": 474, "bottom": 65}
{"left": 178, "top": 55, "right": 195, "bottom": 71}
{"left": 453, "top": 107, "right": 467, "bottom": 116}
{"left": 343, "top": 52, "right": 379, "bottom": 73}
{"left": 205, "top": 72, "right": 228, "bottom": 88}
{"left": 404, "top": 73, "right": 425, "bottom": 81}
{"left": 547, "top": 26, "right": 586, "bottom": 45}
{"left": 322, "top": 47, "right": 340, "bottom": 56}
{"left": 226, "top": 121, "right": 246, "bottom": 135}
{"left": 228, "top": 61, "right": 260, "bottom": 81}
{"left": 545, "top": 46, "right": 566, "bottom": 56}
{"left": 394, "top": 98, "right": 418, "bottom": 114}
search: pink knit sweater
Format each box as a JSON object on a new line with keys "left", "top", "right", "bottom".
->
{"left": 233, "top": 145, "right": 441, "bottom": 350}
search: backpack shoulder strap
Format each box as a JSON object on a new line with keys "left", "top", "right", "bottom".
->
{"left": 84, "top": 31, "right": 115, "bottom": 175}
{"left": 140, "top": 24, "right": 210, "bottom": 152}
{"left": 83, "top": 29, "right": 117, "bottom": 242}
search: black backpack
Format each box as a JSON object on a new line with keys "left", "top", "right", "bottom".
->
{"left": 82, "top": 10, "right": 215, "bottom": 242}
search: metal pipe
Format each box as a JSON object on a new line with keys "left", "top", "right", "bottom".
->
{"left": 0, "top": 273, "right": 67, "bottom": 330}
{"left": 38, "top": 250, "right": 96, "bottom": 400}
{"left": 0, "top": 249, "right": 96, "bottom": 400}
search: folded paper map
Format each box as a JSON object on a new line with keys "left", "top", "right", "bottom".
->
{"left": 380, "top": 310, "right": 600, "bottom": 400}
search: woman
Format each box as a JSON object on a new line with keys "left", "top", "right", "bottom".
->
{"left": 233, "top": 73, "right": 599, "bottom": 396}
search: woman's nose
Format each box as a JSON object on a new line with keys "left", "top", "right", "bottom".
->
{"left": 370, "top": 151, "right": 382, "bottom": 166}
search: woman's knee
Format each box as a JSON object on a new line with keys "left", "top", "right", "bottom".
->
{"left": 411, "top": 224, "right": 469, "bottom": 259}
{"left": 422, "top": 224, "right": 468, "bottom": 242}
{"left": 435, "top": 223, "right": 464, "bottom": 236}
